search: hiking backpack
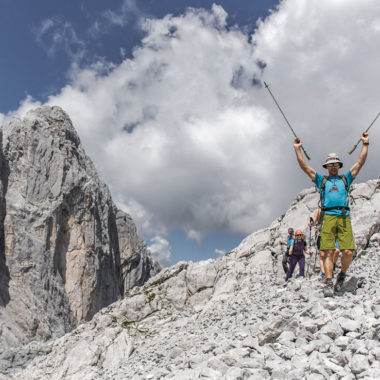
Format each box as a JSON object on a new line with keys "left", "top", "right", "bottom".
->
{"left": 319, "top": 175, "right": 350, "bottom": 218}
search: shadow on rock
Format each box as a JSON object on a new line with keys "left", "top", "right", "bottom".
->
{"left": 335, "top": 276, "right": 365, "bottom": 296}
{"left": 0, "top": 131, "right": 10, "bottom": 307}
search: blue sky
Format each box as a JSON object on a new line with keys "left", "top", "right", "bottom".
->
{"left": 0, "top": 0, "right": 278, "bottom": 112}
{"left": 2, "top": 0, "right": 380, "bottom": 266}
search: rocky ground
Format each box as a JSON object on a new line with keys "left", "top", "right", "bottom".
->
{"left": 0, "top": 180, "right": 379, "bottom": 379}
{"left": 0, "top": 236, "right": 379, "bottom": 379}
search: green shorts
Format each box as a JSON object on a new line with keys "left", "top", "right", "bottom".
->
{"left": 320, "top": 214, "right": 355, "bottom": 251}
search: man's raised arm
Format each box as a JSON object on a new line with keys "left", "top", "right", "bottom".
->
{"left": 293, "top": 138, "right": 316, "bottom": 181}
{"left": 350, "top": 133, "right": 369, "bottom": 178}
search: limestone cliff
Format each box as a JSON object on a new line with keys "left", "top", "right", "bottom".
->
{"left": 0, "top": 106, "right": 160, "bottom": 350}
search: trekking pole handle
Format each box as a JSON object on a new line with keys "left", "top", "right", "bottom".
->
{"left": 348, "top": 111, "right": 380, "bottom": 154}
{"left": 294, "top": 138, "right": 311, "bottom": 161}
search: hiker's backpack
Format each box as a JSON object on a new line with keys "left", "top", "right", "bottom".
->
{"left": 319, "top": 175, "right": 350, "bottom": 217}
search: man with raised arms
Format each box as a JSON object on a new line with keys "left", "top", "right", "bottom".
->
{"left": 293, "top": 133, "right": 369, "bottom": 297}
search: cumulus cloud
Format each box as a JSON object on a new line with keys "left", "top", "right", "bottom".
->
{"left": 148, "top": 236, "right": 172, "bottom": 266}
{"left": 253, "top": 0, "right": 380, "bottom": 152}
{"left": 252, "top": 0, "right": 380, "bottom": 186}
{"left": 40, "top": 4, "right": 277, "bottom": 243}
{"left": 8, "top": 0, "right": 380, "bottom": 265}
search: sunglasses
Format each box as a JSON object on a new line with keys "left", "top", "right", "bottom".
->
{"left": 326, "top": 163, "right": 340, "bottom": 168}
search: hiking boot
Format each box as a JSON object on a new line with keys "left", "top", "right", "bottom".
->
{"left": 334, "top": 272, "right": 346, "bottom": 292}
{"left": 321, "top": 272, "right": 326, "bottom": 281}
{"left": 323, "top": 281, "right": 334, "bottom": 297}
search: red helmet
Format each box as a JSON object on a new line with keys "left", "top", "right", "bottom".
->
{"left": 295, "top": 229, "right": 303, "bottom": 236}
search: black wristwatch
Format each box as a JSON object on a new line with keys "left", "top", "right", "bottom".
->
{"left": 363, "top": 142, "right": 369, "bottom": 146}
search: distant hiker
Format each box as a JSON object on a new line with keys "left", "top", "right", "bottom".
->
{"left": 294, "top": 132, "right": 369, "bottom": 297}
{"left": 285, "top": 229, "right": 311, "bottom": 281}
{"left": 280, "top": 228, "right": 295, "bottom": 274}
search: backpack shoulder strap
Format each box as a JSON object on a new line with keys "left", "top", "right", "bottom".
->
{"left": 340, "top": 174, "right": 348, "bottom": 192}
{"left": 319, "top": 176, "right": 329, "bottom": 207}
{"left": 321, "top": 176, "right": 329, "bottom": 192}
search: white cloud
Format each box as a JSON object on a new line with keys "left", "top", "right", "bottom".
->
{"left": 185, "top": 229, "right": 203, "bottom": 245}
{"left": 120, "top": 47, "right": 127, "bottom": 58}
{"left": 35, "top": 17, "right": 86, "bottom": 61}
{"left": 41, "top": 5, "right": 276, "bottom": 242}
{"left": 214, "top": 249, "right": 226, "bottom": 256}
{"left": 88, "top": 0, "right": 144, "bottom": 39}
{"left": 147, "top": 235, "right": 172, "bottom": 266}
{"left": 102, "top": 0, "right": 143, "bottom": 28}
{"left": 251, "top": 0, "right": 380, "bottom": 181}
{"left": 2, "top": 95, "right": 42, "bottom": 125}
{"left": 7, "top": 1, "right": 380, "bottom": 265}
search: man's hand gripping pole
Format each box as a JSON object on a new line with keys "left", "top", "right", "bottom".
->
{"left": 264, "top": 81, "right": 311, "bottom": 160}
{"left": 348, "top": 111, "right": 380, "bottom": 154}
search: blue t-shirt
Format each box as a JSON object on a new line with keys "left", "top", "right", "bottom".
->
{"left": 287, "top": 235, "right": 294, "bottom": 249}
{"left": 314, "top": 171, "right": 354, "bottom": 216}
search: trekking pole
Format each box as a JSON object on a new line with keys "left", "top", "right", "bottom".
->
{"left": 264, "top": 81, "right": 311, "bottom": 160}
{"left": 348, "top": 111, "right": 380, "bottom": 154}
{"left": 309, "top": 217, "right": 313, "bottom": 245}
{"left": 309, "top": 218, "right": 313, "bottom": 275}
{"left": 313, "top": 229, "right": 319, "bottom": 273}
{"left": 306, "top": 217, "right": 313, "bottom": 277}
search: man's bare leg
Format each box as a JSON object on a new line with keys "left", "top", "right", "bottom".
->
{"left": 322, "top": 249, "right": 335, "bottom": 297}
{"left": 319, "top": 250, "right": 326, "bottom": 281}
{"left": 340, "top": 249, "right": 354, "bottom": 273}
{"left": 319, "top": 251, "right": 325, "bottom": 272}
{"left": 322, "top": 249, "right": 334, "bottom": 278}
{"left": 333, "top": 249, "right": 340, "bottom": 265}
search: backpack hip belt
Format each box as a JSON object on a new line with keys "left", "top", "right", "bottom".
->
{"left": 321, "top": 206, "right": 350, "bottom": 217}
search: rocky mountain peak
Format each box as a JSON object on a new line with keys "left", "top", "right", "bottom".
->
{"left": 0, "top": 106, "right": 160, "bottom": 350}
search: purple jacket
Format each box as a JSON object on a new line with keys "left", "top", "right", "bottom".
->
{"left": 292, "top": 240, "right": 306, "bottom": 256}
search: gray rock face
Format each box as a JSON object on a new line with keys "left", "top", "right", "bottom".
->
{"left": 0, "top": 131, "right": 10, "bottom": 309}
{"left": 0, "top": 106, "right": 160, "bottom": 350}
{"left": 0, "top": 167, "right": 379, "bottom": 378}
